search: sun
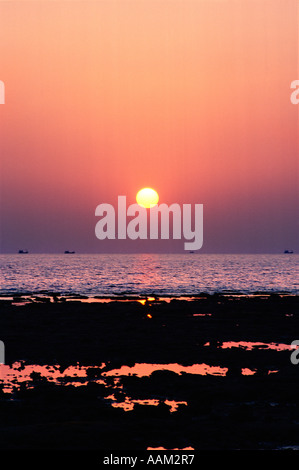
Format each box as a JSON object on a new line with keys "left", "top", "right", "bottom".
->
{"left": 136, "top": 187, "right": 159, "bottom": 208}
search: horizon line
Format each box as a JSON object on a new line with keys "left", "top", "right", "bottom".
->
{"left": 0, "top": 252, "right": 296, "bottom": 255}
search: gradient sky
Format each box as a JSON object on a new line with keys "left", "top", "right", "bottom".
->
{"left": 0, "top": 0, "right": 298, "bottom": 253}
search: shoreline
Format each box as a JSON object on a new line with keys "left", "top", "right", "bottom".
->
{"left": 1, "top": 293, "right": 298, "bottom": 364}
{"left": 0, "top": 290, "right": 297, "bottom": 302}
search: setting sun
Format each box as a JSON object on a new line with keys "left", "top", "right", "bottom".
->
{"left": 136, "top": 188, "right": 159, "bottom": 208}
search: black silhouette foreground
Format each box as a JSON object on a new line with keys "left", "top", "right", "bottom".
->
{"left": 0, "top": 293, "right": 299, "bottom": 451}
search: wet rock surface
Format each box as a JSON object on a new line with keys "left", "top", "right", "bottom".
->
{"left": 0, "top": 294, "right": 299, "bottom": 450}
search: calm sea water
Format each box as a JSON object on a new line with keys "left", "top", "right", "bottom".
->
{"left": 0, "top": 254, "right": 298, "bottom": 296}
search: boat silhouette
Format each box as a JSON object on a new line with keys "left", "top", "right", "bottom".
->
{"left": 18, "top": 249, "right": 28, "bottom": 254}
{"left": 64, "top": 250, "right": 75, "bottom": 254}
{"left": 284, "top": 250, "right": 294, "bottom": 254}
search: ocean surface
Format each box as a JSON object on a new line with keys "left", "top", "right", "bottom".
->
{"left": 0, "top": 254, "right": 298, "bottom": 296}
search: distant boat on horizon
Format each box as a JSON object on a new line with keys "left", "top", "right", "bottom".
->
{"left": 18, "top": 249, "right": 28, "bottom": 254}
{"left": 64, "top": 250, "right": 75, "bottom": 254}
{"left": 284, "top": 250, "right": 294, "bottom": 254}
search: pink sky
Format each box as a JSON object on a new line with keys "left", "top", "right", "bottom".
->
{"left": 0, "top": 0, "right": 298, "bottom": 253}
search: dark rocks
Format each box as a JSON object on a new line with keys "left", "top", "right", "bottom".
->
{"left": 1, "top": 294, "right": 299, "bottom": 450}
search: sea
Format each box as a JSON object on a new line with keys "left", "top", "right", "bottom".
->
{"left": 0, "top": 253, "right": 298, "bottom": 296}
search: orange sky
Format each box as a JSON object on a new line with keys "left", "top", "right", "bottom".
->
{"left": 0, "top": 0, "right": 298, "bottom": 253}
